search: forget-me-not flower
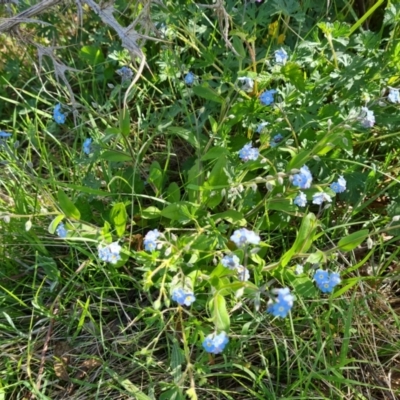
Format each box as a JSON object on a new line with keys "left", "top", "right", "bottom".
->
{"left": 0, "top": 131, "right": 12, "bottom": 138}
{"left": 83, "top": 138, "right": 92, "bottom": 155}
{"left": 267, "top": 287, "right": 294, "bottom": 318}
{"left": 259, "top": 89, "right": 277, "bottom": 106}
{"left": 230, "top": 228, "right": 260, "bottom": 247}
{"left": 292, "top": 165, "right": 313, "bottom": 189}
{"left": 221, "top": 254, "right": 240, "bottom": 270}
{"left": 184, "top": 72, "right": 195, "bottom": 85}
{"left": 256, "top": 121, "right": 269, "bottom": 133}
{"left": 236, "top": 265, "right": 250, "bottom": 281}
{"left": 312, "top": 192, "right": 332, "bottom": 205}
{"left": 238, "top": 77, "right": 254, "bottom": 92}
{"left": 360, "top": 107, "right": 375, "bottom": 128}
{"left": 172, "top": 287, "right": 196, "bottom": 306}
{"left": 270, "top": 134, "right": 284, "bottom": 148}
{"left": 239, "top": 143, "right": 259, "bottom": 161}
{"left": 294, "top": 191, "right": 307, "bottom": 207}
{"left": 330, "top": 176, "right": 346, "bottom": 193}
{"left": 98, "top": 241, "right": 122, "bottom": 264}
{"left": 116, "top": 66, "right": 133, "bottom": 82}
{"left": 275, "top": 48, "right": 288, "bottom": 64}
{"left": 53, "top": 104, "right": 66, "bottom": 124}
{"left": 56, "top": 222, "right": 67, "bottom": 238}
{"left": 388, "top": 88, "right": 400, "bottom": 104}
{"left": 144, "top": 229, "right": 160, "bottom": 251}
{"left": 314, "top": 269, "right": 341, "bottom": 293}
{"left": 202, "top": 331, "right": 229, "bottom": 354}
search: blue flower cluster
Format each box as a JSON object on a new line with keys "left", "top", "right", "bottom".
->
{"left": 314, "top": 269, "right": 341, "bottom": 293}
{"left": 83, "top": 138, "right": 92, "bottom": 155}
{"left": 184, "top": 72, "right": 195, "bottom": 85}
{"left": 239, "top": 143, "right": 259, "bottom": 161}
{"left": 53, "top": 104, "right": 66, "bottom": 124}
{"left": 172, "top": 288, "right": 196, "bottom": 306}
{"left": 144, "top": 229, "right": 160, "bottom": 251}
{"left": 274, "top": 48, "right": 288, "bottom": 64}
{"left": 56, "top": 222, "right": 67, "bottom": 238}
{"left": 259, "top": 89, "right": 277, "bottom": 106}
{"left": 360, "top": 107, "right": 375, "bottom": 128}
{"left": 388, "top": 88, "right": 400, "bottom": 103}
{"left": 116, "top": 66, "right": 133, "bottom": 81}
{"left": 238, "top": 77, "right": 254, "bottom": 92}
{"left": 98, "top": 242, "right": 122, "bottom": 264}
{"left": 267, "top": 288, "right": 294, "bottom": 318}
{"left": 330, "top": 176, "right": 346, "bottom": 193}
{"left": 221, "top": 254, "right": 250, "bottom": 281}
{"left": 0, "top": 131, "right": 11, "bottom": 138}
{"left": 230, "top": 228, "right": 260, "bottom": 247}
{"left": 294, "top": 191, "right": 307, "bottom": 207}
{"left": 312, "top": 192, "right": 332, "bottom": 205}
{"left": 292, "top": 165, "right": 313, "bottom": 189}
{"left": 256, "top": 121, "right": 269, "bottom": 133}
{"left": 270, "top": 133, "right": 284, "bottom": 148}
{"left": 202, "top": 331, "right": 229, "bottom": 354}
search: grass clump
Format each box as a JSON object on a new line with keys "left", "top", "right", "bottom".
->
{"left": 1, "top": 0, "right": 400, "bottom": 399}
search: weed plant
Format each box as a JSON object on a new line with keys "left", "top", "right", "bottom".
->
{"left": 0, "top": 0, "right": 400, "bottom": 399}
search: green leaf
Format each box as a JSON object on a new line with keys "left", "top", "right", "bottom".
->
{"left": 287, "top": 150, "right": 311, "bottom": 170}
{"left": 48, "top": 215, "right": 65, "bottom": 234}
{"left": 167, "top": 182, "right": 181, "bottom": 203}
{"left": 281, "top": 213, "right": 318, "bottom": 267}
{"left": 187, "top": 160, "right": 203, "bottom": 203}
{"left": 201, "top": 146, "right": 229, "bottom": 161}
{"left": 142, "top": 206, "right": 161, "bottom": 219}
{"left": 120, "top": 109, "right": 130, "bottom": 136}
{"left": 148, "top": 161, "right": 163, "bottom": 192}
{"left": 211, "top": 210, "right": 246, "bottom": 225}
{"left": 57, "top": 190, "right": 81, "bottom": 220}
{"left": 211, "top": 293, "right": 230, "bottom": 332}
{"left": 38, "top": 255, "right": 60, "bottom": 284}
{"left": 232, "top": 35, "right": 246, "bottom": 58}
{"left": 282, "top": 62, "right": 305, "bottom": 91}
{"left": 109, "top": 203, "right": 128, "bottom": 237}
{"left": 161, "top": 202, "right": 191, "bottom": 221}
{"left": 192, "top": 85, "right": 224, "bottom": 103}
{"left": 338, "top": 230, "right": 369, "bottom": 251}
{"left": 80, "top": 45, "right": 105, "bottom": 66}
{"left": 101, "top": 150, "right": 132, "bottom": 162}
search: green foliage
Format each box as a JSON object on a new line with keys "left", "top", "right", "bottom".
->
{"left": 1, "top": 0, "right": 400, "bottom": 399}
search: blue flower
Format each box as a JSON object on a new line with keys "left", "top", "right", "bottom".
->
{"left": 239, "top": 143, "right": 259, "bottom": 161}
{"left": 0, "top": 131, "right": 12, "bottom": 138}
{"left": 238, "top": 77, "right": 254, "bottom": 92}
{"left": 236, "top": 265, "right": 250, "bottom": 281}
{"left": 144, "top": 229, "right": 160, "bottom": 251}
{"left": 259, "top": 89, "right": 277, "bottom": 106}
{"left": 202, "top": 332, "right": 229, "bottom": 354}
{"left": 256, "top": 121, "right": 269, "bottom": 133}
{"left": 270, "top": 133, "right": 284, "bottom": 148}
{"left": 116, "top": 66, "right": 133, "bottom": 81}
{"left": 330, "top": 176, "right": 346, "bottom": 193}
{"left": 275, "top": 48, "right": 288, "bottom": 64}
{"left": 313, "top": 269, "right": 341, "bottom": 293}
{"left": 230, "top": 228, "right": 260, "bottom": 247}
{"left": 98, "top": 242, "right": 122, "bottom": 264}
{"left": 292, "top": 165, "right": 313, "bottom": 189}
{"left": 294, "top": 191, "right": 307, "bottom": 207}
{"left": 388, "top": 88, "right": 400, "bottom": 104}
{"left": 267, "top": 287, "right": 294, "bottom": 318}
{"left": 172, "top": 288, "right": 196, "bottom": 306}
{"left": 312, "top": 192, "right": 332, "bottom": 205}
{"left": 184, "top": 72, "right": 195, "bottom": 85}
{"left": 56, "top": 222, "right": 67, "bottom": 238}
{"left": 221, "top": 254, "right": 240, "bottom": 270}
{"left": 83, "top": 138, "right": 92, "bottom": 155}
{"left": 53, "top": 104, "right": 66, "bottom": 124}
{"left": 360, "top": 107, "right": 375, "bottom": 128}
